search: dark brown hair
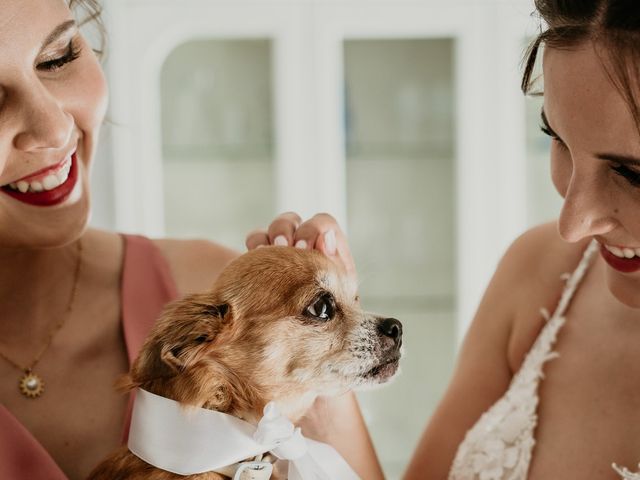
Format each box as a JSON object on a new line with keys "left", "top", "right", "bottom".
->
{"left": 522, "top": 0, "right": 640, "bottom": 129}
{"left": 68, "top": 0, "right": 106, "bottom": 57}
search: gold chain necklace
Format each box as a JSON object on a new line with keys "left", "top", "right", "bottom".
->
{"left": 0, "top": 239, "right": 82, "bottom": 399}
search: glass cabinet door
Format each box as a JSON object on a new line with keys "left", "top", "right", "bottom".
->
{"left": 343, "top": 38, "right": 456, "bottom": 478}
{"left": 160, "top": 39, "right": 275, "bottom": 250}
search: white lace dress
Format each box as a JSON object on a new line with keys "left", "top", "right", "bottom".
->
{"left": 448, "top": 240, "right": 640, "bottom": 480}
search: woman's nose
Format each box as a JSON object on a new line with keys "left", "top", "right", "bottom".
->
{"left": 12, "top": 84, "right": 74, "bottom": 152}
{"left": 557, "top": 174, "right": 618, "bottom": 242}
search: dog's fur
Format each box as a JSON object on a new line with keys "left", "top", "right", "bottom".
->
{"left": 88, "top": 246, "right": 402, "bottom": 480}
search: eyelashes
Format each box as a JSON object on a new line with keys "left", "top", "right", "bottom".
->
{"left": 540, "top": 124, "right": 640, "bottom": 189}
{"left": 612, "top": 165, "right": 640, "bottom": 187}
{"left": 539, "top": 124, "right": 554, "bottom": 138}
{"left": 37, "top": 39, "right": 82, "bottom": 72}
{"left": 539, "top": 124, "right": 567, "bottom": 149}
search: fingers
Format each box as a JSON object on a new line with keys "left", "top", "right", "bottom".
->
{"left": 245, "top": 212, "right": 302, "bottom": 249}
{"left": 245, "top": 211, "right": 356, "bottom": 278}
{"left": 266, "top": 211, "right": 302, "bottom": 246}
{"left": 294, "top": 213, "right": 357, "bottom": 277}
{"left": 245, "top": 229, "right": 270, "bottom": 250}
{"left": 293, "top": 214, "right": 337, "bottom": 253}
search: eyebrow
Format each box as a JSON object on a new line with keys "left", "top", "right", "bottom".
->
{"left": 542, "top": 109, "right": 640, "bottom": 164}
{"left": 596, "top": 153, "right": 640, "bottom": 166}
{"left": 40, "top": 20, "right": 77, "bottom": 51}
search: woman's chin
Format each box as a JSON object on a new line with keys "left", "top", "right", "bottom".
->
{"left": 605, "top": 268, "right": 640, "bottom": 309}
{"left": 0, "top": 164, "right": 93, "bottom": 249}
{"left": 0, "top": 198, "right": 91, "bottom": 249}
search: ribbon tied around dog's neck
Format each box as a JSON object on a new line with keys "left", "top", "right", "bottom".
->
{"left": 128, "top": 388, "right": 360, "bottom": 479}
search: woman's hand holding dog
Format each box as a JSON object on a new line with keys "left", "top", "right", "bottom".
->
{"left": 245, "top": 212, "right": 357, "bottom": 279}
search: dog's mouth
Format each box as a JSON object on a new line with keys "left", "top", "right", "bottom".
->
{"left": 361, "top": 354, "right": 400, "bottom": 382}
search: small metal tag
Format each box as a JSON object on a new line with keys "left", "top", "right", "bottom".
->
{"left": 233, "top": 461, "right": 273, "bottom": 480}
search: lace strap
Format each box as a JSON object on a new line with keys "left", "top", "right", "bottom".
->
{"left": 548, "top": 240, "right": 599, "bottom": 321}
{"left": 614, "top": 463, "right": 640, "bottom": 479}
{"left": 512, "top": 239, "right": 599, "bottom": 388}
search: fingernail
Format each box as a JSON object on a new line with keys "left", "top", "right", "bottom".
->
{"left": 324, "top": 229, "right": 337, "bottom": 255}
{"left": 274, "top": 235, "right": 288, "bottom": 246}
{"left": 295, "top": 240, "right": 308, "bottom": 249}
{"left": 256, "top": 244, "right": 265, "bottom": 249}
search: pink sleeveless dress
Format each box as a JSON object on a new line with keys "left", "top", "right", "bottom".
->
{"left": 0, "top": 235, "right": 179, "bottom": 479}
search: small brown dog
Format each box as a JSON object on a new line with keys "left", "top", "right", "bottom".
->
{"left": 88, "top": 246, "right": 402, "bottom": 479}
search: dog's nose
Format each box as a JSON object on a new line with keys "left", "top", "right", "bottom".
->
{"left": 378, "top": 318, "right": 403, "bottom": 348}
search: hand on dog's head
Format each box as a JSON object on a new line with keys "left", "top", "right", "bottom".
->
{"left": 120, "top": 246, "right": 402, "bottom": 423}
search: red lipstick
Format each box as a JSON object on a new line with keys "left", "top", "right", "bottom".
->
{"left": 600, "top": 244, "right": 640, "bottom": 274}
{"left": 1, "top": 153, "right": 79, "bottom": 207}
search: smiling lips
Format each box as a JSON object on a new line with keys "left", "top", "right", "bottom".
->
{"left": 0, "top": 152, "right": 78, "bottom": 206}
{"left": 600, "top": 243, "right": 640, "bottom": 273}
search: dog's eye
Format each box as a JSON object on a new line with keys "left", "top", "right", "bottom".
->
{"left": 305, "top": 294, "right": 335, "bottom": 321}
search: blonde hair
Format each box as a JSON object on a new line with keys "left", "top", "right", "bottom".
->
{"left": 69, "top": 0, "right": 105, "bottom": 57}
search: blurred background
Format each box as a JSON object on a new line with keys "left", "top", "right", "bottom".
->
{"left": 88, "top": 0, "right": 562, "bottom": 477}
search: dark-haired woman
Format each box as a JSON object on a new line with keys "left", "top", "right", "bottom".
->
{"left": 405, "top": 1, "right": 640, "bottom": 479}
{"left": 0, "top": 1, "right": 383, "bottom": 479}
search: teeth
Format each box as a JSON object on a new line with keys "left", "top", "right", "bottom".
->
{"left": 605, "top": 244, "right": 640, "bottom": 259}
{"left": 42, "top": 174, "right": 59, "bottom": 190}
{"left": 5, "top": 156, "right": 72, "bottom": 193}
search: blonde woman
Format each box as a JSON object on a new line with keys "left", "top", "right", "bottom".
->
{"left": 0, "top": 1, "right": 381, "bottom": 479}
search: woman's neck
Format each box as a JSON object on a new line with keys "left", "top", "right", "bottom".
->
{"left": 0, "top": 236, "right": 83, "bottom": 346}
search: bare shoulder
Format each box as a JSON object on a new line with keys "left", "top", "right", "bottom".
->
{"left": 500, "top": 221, "right": 585, "bottom": 280}
{"left": 404, "top": 222, "right": 588, "bottom": 479}
{"left": 458, "top": 221, "right": 581, "bottom": 351}
{"left": 82, "top": 228, "right": 125, "bottom": 279}
{"left": 152, "top": 238, "right": 239, "bottom": 296}
{"left": 504, "top": 222, "right": 590, "bottom": 372}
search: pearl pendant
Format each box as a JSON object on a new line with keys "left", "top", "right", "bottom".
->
{"left": 19, "top": 371, "right": 45, "bottom": 398}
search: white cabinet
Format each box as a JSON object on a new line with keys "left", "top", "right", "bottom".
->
{"left": 344, "top": 38, "right": 456, "bottom": 476}
{"left": 161, "top": 38, "right": 276, "bottom": 246}
{"left": 102, "top": 1, "right": 554, "bottom": 477}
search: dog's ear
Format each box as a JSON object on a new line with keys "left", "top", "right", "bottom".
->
{"left": 130, "top": 294, "right": 232, "bottom": 384}
{"left": 158, "top": 294, "right": 231, "bottom": 372}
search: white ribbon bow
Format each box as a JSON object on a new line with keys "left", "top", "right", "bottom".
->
{"left": 128, "top": 388, "right": 360, "bottom": 480}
